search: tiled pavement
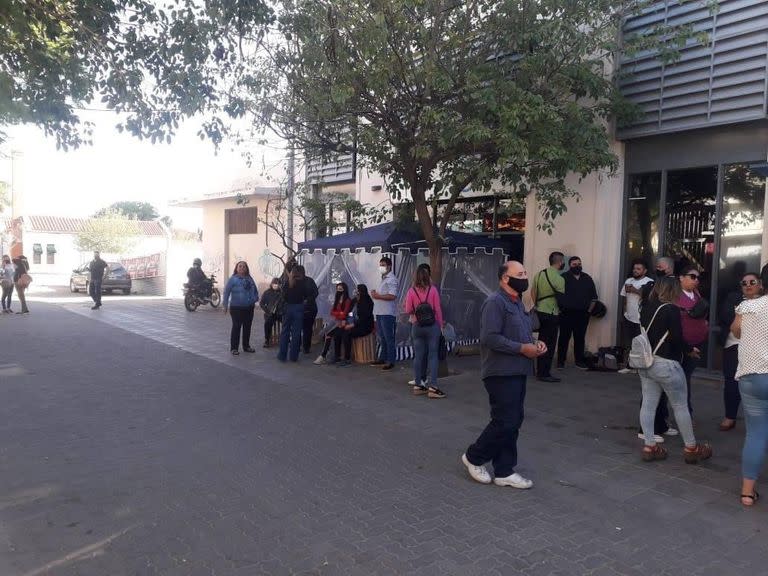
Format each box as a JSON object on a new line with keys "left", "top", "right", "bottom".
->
{"left": 0, "top": 299, "right": 766, "bottom": 575}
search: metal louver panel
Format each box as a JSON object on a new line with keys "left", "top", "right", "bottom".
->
{"left": 618, "top": 0, "right": 768, "bottom": 139}
{"left": 305, "top": 152, "right": 357, "bottom": 184}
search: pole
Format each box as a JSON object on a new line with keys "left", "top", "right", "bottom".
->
{"left": 286, "top": 143, "right": 295, "bottom": 254}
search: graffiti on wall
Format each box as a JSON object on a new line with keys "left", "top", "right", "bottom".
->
{"left": 123, "top": 253, "right": 163, "bottom": 279}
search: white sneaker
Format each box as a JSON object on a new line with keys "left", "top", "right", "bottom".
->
{"left": 313, "top": 355, "right": 326, "bottom": 365}
{"left": 618, "top": 368, "right": 636, "bottom": 374}
{"left": 408, "top": 379, "right": 426, "bottom": 386}
{"left": 461, "top": 454, "right": 492, "bottom": 484}
{"left": 493, "top": 472, "right": 533, "bottom": 489}
{"left": 637, "top": 432, "right": 664, "bottom": 443}
{"left": 664, "top": 427, "right": 679, "bottom": 436}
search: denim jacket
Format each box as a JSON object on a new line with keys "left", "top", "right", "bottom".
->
{"left": 223, "top": 274, "right": 258, "bottom": 308}
{"left": 480, "top": 290, "right": 535, "bottom": 379}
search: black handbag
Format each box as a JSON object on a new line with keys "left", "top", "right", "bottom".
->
{"left": 688, "top": 297, "right": 710, "bottom": 319}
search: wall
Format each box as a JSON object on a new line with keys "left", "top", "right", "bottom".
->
{"left": 524, "top": 141, "right": 626, "bottom": 354}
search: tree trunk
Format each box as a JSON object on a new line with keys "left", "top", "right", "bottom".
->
{"left": 411, "top": 184, "right": 443, "bottom": 282}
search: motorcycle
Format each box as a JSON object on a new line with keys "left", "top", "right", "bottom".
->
{"left": 183, "top": 275, "right": 221, "bottom": 311}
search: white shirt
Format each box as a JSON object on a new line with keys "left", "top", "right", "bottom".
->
{"left": 374, "top": 271, "right": 399, "bottom": 316}
{"left": 736, "top": 295, "right": 768, "bottom": 380}
{"left": 620, "top": 276, "right": 654, "bottom": 324}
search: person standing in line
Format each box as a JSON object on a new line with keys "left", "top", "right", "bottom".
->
{"left": 1, "top": 255, "right": 15, "bottom": 313}
{"left": 259, "top": 277, "right": 283, "bottom": 348}
{"left": 88, "top": 251, "right": 109, "bottom": 310}
{"left": 731, "top": 264, "right": 768, "bottom": 506}
{"left": 619, "top": 259, "right": 654, "bottom": 374}
{"left": 409, "top": 263, "right": 438, "bottom": 387}
{"left": 557, "top": 256, "right": 597, "bottom": 370}
{"left": 223, "top": 261, "right": 259, "bottom": 355}
{"left": 278, "top": 263, "right": 310, "bottom": 362}
{"left": 530, "top": 251, "right": 565, "bottom": 382}
{"left": 371, "top": 256, "right": 399, "bottom": 371}
{"left": 636, "top": 277, "right": 712, "bottom": 464}
{"left": 314, "top": 282, "right": 353, "bottom": 365}
{"left": 301, "top": 270, "right": 319, "bottom": 355}
{"left": 405, "top": 265, "right": 446, "bottom": 398}
{"left": 677, "top": 265, "right": 709, "bottom": 414}
{"left": 12, "top": 255, "right": 30, "bottom": 314}
{"left": 718, "top": 272, "right": 763, "bottom": 431}
{"left": 462, "top": 260, "right": 546, "bottom": 488}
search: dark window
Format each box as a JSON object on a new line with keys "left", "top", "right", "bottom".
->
{"left": 33, "top": 243, "right": 42, "bottom": 265}
{"left": 46, "top": 244, "right": 56, "bottom": 265}
{"left": 624, "top": 173, "right": 661, "bottom": 274}
{"left": 226, "top": 207, "right": 258, "bottom": 235}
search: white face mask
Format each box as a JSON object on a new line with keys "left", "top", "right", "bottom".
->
{"left": 379, "top": 266, "right": 388, "bottom": 275}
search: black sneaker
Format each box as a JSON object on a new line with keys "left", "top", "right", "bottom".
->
{"left": 243, "top": 347, "right": 256, "bottom": 353}
{"left": 575, "top": 362, "right": 589, "bottom": 370}
{"left": 231, "top": 349, "right": 240, "bottom": 356}
{"left": 538, "top": 375, "right": 561, "bottom": 383}
{"left": 381, "top": 363, "right": 395, "bottom": 371}
{"left": 370, "top": 360, "right": 386, "bottom": 366}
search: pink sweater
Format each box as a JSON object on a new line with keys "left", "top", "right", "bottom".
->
{"left": 677, "top": 292, "right": 709, "bottom": 346}
{"left": 405, "top": 284, "right": 444, "bottom": 326}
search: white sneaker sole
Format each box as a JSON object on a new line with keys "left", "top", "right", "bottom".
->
{"left": 493, "top": 475, "right": 533, "bottom": 489}
{"left": 461, "top": 454, "right": 491, "bottom": 484}
{"left": 637, "top": 432, "right": 664, "bottom": 443}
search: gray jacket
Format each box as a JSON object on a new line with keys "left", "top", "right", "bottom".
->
{"left": 480, "top": 290, "right": 535, "bottom": 379}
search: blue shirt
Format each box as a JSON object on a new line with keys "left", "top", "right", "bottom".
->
{"left": 374, "top": 271, "right": 399, "bottom": 316}
{"left": 223, "top": 274, "right": 259, "bottom": 308}
{"left": 480, "top": 290, "right": 535, "bottom": 379}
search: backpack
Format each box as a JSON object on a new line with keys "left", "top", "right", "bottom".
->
{"left": 413, "top": 286, "right": 436, "bottom": 327}
{"left": 628, "top": 304, "right": 669, "bottom": 369}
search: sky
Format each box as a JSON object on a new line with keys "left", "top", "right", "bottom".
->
{"left": 0, "top": 111, "right": 287, "bottom": 231}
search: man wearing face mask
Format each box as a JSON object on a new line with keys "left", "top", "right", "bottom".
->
{"left": 462, "top": 260, "right": 546, "bottom": 489}
{"left": 371, "top": 256, "right": 399, "bottom": 370}
{"left": 531, "top": 251, "right": 565, "bottom": 382}
{"left": 557, "top": 256, "right": 598, "bottom": 370}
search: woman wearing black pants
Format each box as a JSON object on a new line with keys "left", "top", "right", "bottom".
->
{"left": 223, "top": 261, "right": 259, "bottom": 355}
{"left": 337, "top": 284, "right": 375, "bottom": 363}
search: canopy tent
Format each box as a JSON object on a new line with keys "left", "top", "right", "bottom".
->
{"left": 298, "top": 222, "right": 511, "bottom": 254}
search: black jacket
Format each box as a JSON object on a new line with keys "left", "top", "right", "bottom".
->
{"left": 90, "top": 258, "right": 108, "bottom": 281}
{"left": 560, "top": 271, "right": 598, "bottom": 311}
{"left": 639, "top": 300, "right": 690, "bottom": 362}
{"left": 260, "top": 288, "right": 283, "bottom": 316}
{"left": 187, "top": 266, "right": 208, "bottom": 285}
{"left": 352, "top": 296, "right": 374, "bottom": 334}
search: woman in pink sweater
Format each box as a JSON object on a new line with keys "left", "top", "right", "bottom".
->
{"left": 405, "top": 265, "right": 445, "bottom": 398}
{"left": 677, "top": 265, "right": 709, "bottom": 414}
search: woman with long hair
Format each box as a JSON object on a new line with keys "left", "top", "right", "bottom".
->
{"left": 732, "top": 265, "right": 768, "bottom": 506}
{"left": 12, "top": 255, "right": 30, "bottom": 314}
{"left": 405, "top": 264, "right": 445, "bottom": 398}
{"left": 337, "top": 284, "right": 375, "bottom": 364}
{"left": 223, "top": 261, "right": 259, "bottom": 355}
{"left": 637, "top": 276, "right": 712, "bottom": 464}
{"left": 314, "top": 282, "right": 353, "bottom": 365}
{"left": 719, "top": 272, "right": 764, "bottom": 431}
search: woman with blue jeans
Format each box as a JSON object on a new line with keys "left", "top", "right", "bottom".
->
{"left": 732, "top": 265, "right": 768, "bottom": 507}
{"left": 405, "top": 266, "right": 445, "bottom": 399}
{"left": 278, "top": 263, "right": 311, "bottom": 362}
{"left": 636, "top": 277, "right": 712, "bottom": 464}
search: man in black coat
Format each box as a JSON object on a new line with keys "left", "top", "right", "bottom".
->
{"left": 89, "top": 251, "right": 109, "bottom": 310}
{"left": 556, "top": 256, "right": 597, "bottom": 369}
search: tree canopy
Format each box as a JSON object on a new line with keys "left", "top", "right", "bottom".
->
{"left": 74, "top": 209, "right": 139, "bottom": 254}
{"left": 94, "top": 201, "right": 159, "bottom": 220}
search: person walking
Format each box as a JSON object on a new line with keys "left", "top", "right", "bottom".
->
{"left": 719, "top": 272, "right": 763, "bottom": 431}
{"left": 677, "top": 265, "right": 709, "bottom": 414}
{"left": 88, "top": 251, "right": 108, "bottom": 310}
{"left": 314, "top": 282, "right": 353, "bottom": 365}
{"left": 619, "top": 259, "right": 654, "bottom": 373}
{"left": 278, "top": 263, "right": 311, "bottom": 362}
{"left": 12, "top": 255, "right": 30, "bottom": 314}
{"left": 371, "top": 256, "right": 399, "bottom": 370}
{"left": 301, "top": 271, "right": 319, "bottom": 355}
{"left": 338, "top": 284, "right": 375, "bottom": 361}
{"left": 557, "top": 256, "right": 597, "bottom": 369}
{"left": 462, "top": 260, "right": 546, "bottom": 488}
{"left": 732, "top": 265, "right": 768, "bottom": 506}
{"left": 1, "top": 255, "right": 15, "bottom": 313}
{"left": 405, "top": 265, "right": 445, "bottom": 398}
{"left": 636, "top": 277, "right": 712, "bottom": 464}
{"left": 223, "top": 261, "right": 259, "bottom": 355}
{"left": 260, "top": 277, "right": 283, "bottom": 348}
{"left": 531, "top": 251, "right": 565, "bottom": 382}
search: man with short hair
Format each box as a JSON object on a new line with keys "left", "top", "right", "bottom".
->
{"left": 619, "top": 259, "right": 653, "bottom": 374}
{"left": 531, "top": 251, "right": 565, "bottom": 382}
{"left": 557, "top": 256, "right": 597, "bottom": 369}
{"left": 89, "top": 251, "right": 108, "bottom": 310}
{"left": 371, "top": 256, "right": 399, "bottom": 370}
{"left": 462, "top": 260, "right": 546, "bottom": 489}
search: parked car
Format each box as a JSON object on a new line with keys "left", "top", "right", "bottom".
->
{"left": 70, "top": 262, "right": 132, "bottom": 295}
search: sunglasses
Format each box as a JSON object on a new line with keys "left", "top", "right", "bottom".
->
{"left": 684, "top": 273, "right": 700, "bottom": 280}
{"left": 741, "top": 279, "right": 760, "bottom": 287}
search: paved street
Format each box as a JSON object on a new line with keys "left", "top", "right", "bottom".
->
{"left": 0, "top": 300, "right": 767, "bottom": 575}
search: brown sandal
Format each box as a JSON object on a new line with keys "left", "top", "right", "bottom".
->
{"left": 642, "top": 445, "right": 668, "bottom": 462}
{"left": 684, "top": 442, "right": 713, "bottom": 464}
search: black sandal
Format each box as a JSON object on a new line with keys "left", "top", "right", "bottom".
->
{"left": 741, "top": 491, "right": 759, "bottom": 507}
{"left": 412, "top": 385, "right": 428, "bottom": 396}
{"left": 427, "top": 386, "right": 446, "bottom": 399}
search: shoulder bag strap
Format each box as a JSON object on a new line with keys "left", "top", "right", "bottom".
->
{"left": 643, "top": 303, "right": 669, "bottom": 354}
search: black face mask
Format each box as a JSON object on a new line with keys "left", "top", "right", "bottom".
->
{"left": 571, "top": 266, "right": 582, "bottom": 275}
{"left": 507, "top": 277, "right": 529, "bottom": 294}
{"left": 655, "top": 269, "right": 666, "bottom": 278}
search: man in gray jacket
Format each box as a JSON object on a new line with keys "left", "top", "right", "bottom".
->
{"left": 462, "top": 260, "right": 546, "bottom": 489}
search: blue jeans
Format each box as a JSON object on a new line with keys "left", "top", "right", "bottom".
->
{"left": 638, "top": 358, "right": 696, "bottom": 447}
{"left": 376, "top": 314, "right": 396, "bottom": 364}
{"left": 739, "top": 373, "right": 768, "bottom": 480}
{"left": 278, "top": 303, "right": 304, "bottom": 362}
{"left": 412, "top": 323, "right": 440, "bottom": 387}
